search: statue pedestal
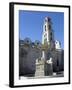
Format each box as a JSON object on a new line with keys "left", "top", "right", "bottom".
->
{"left": 35, "top": 60, "right": 44, "bottom": 77}
{"left": 44, "top": 58, "right": 53, "bottom": 76}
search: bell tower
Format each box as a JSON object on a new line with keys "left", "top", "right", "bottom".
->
{"left": 42, "top": 17, "right": 54, "bottom": 47}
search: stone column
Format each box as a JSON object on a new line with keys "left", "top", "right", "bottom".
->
{"left": 42, "top": 51, "right": 45, "bottom": 60}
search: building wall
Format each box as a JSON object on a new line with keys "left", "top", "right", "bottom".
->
{"left": 19, "top": 17, "right": 64, "bottom": 77}
{"left": 19, "top": 42, "right": 64, "bottom": 77}
{"left": 19, "top": 43, "right": 42, "bottom": 76}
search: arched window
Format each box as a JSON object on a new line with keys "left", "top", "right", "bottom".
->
{"left": 50, "top": 32, "right": 52, "bottom": 36}
{"left": 48, "top": 24, "right": 51, "bottom": 30}
{"left": 44, "top": 33, "right": 47, "bottom": 38}
{"left": 45, "top": 25, "right": 46, "bottom": 31}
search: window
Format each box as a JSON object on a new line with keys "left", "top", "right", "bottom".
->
{"left": 48, "top": 18, "right": 51, "bottom": 22}
{"left": 44, "top": 38, "right": 47, "bottom": 43}
{"left": 44, "top": 34, "right": 47, "bottom": 37}
{"left": 27, "top": 40, "right": 29, "bottom": 43}
{"left": 48, "top": 24, "right": 51, "bottom": 30}
{"left": 45, "top": 25, "right": 46, "bottom": 31}
{"left": 37, "top": 42, "right": 39, "bottom": 45}
{"left": 50, "top": 32, "right": 52, "bottom": 36}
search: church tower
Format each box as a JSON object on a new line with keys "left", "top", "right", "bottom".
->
{"left": 42, "top": 17, "right": 54, "bottom": 48}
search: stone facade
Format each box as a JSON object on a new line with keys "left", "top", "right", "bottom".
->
{"left": 19, "top": 17, "right": 64, "bottom": 77}
{"left": 19, "top": 40, "right": 64, "bottom": 77}
{"left": 19, "top": 39, "right": 42, "bottom": 76}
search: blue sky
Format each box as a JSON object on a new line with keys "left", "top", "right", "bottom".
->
{"left": 19, "top": 10, "right": 64, "bottom": 49}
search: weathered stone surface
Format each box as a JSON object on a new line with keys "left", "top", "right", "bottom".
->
{"left": 19, "top": 43, "right": 42, "bottom": 76}
{"left": 51, "top": 49, "right": 64, "bottom": 73}
{"left": 44, "top": 63, "right": 53, "bottom": 76}
{"left": 35, "top": 64, "right": 44, "bottom": 76}
{"left": 19, "top": 40, "right": 64, "bottom": 77}
{"left": 19, "top": 17, "right": 64, "bottom": 77}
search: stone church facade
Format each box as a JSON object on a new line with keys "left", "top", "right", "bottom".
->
{"left": 19, "top": 17, "right": 64, "bottom": 77}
